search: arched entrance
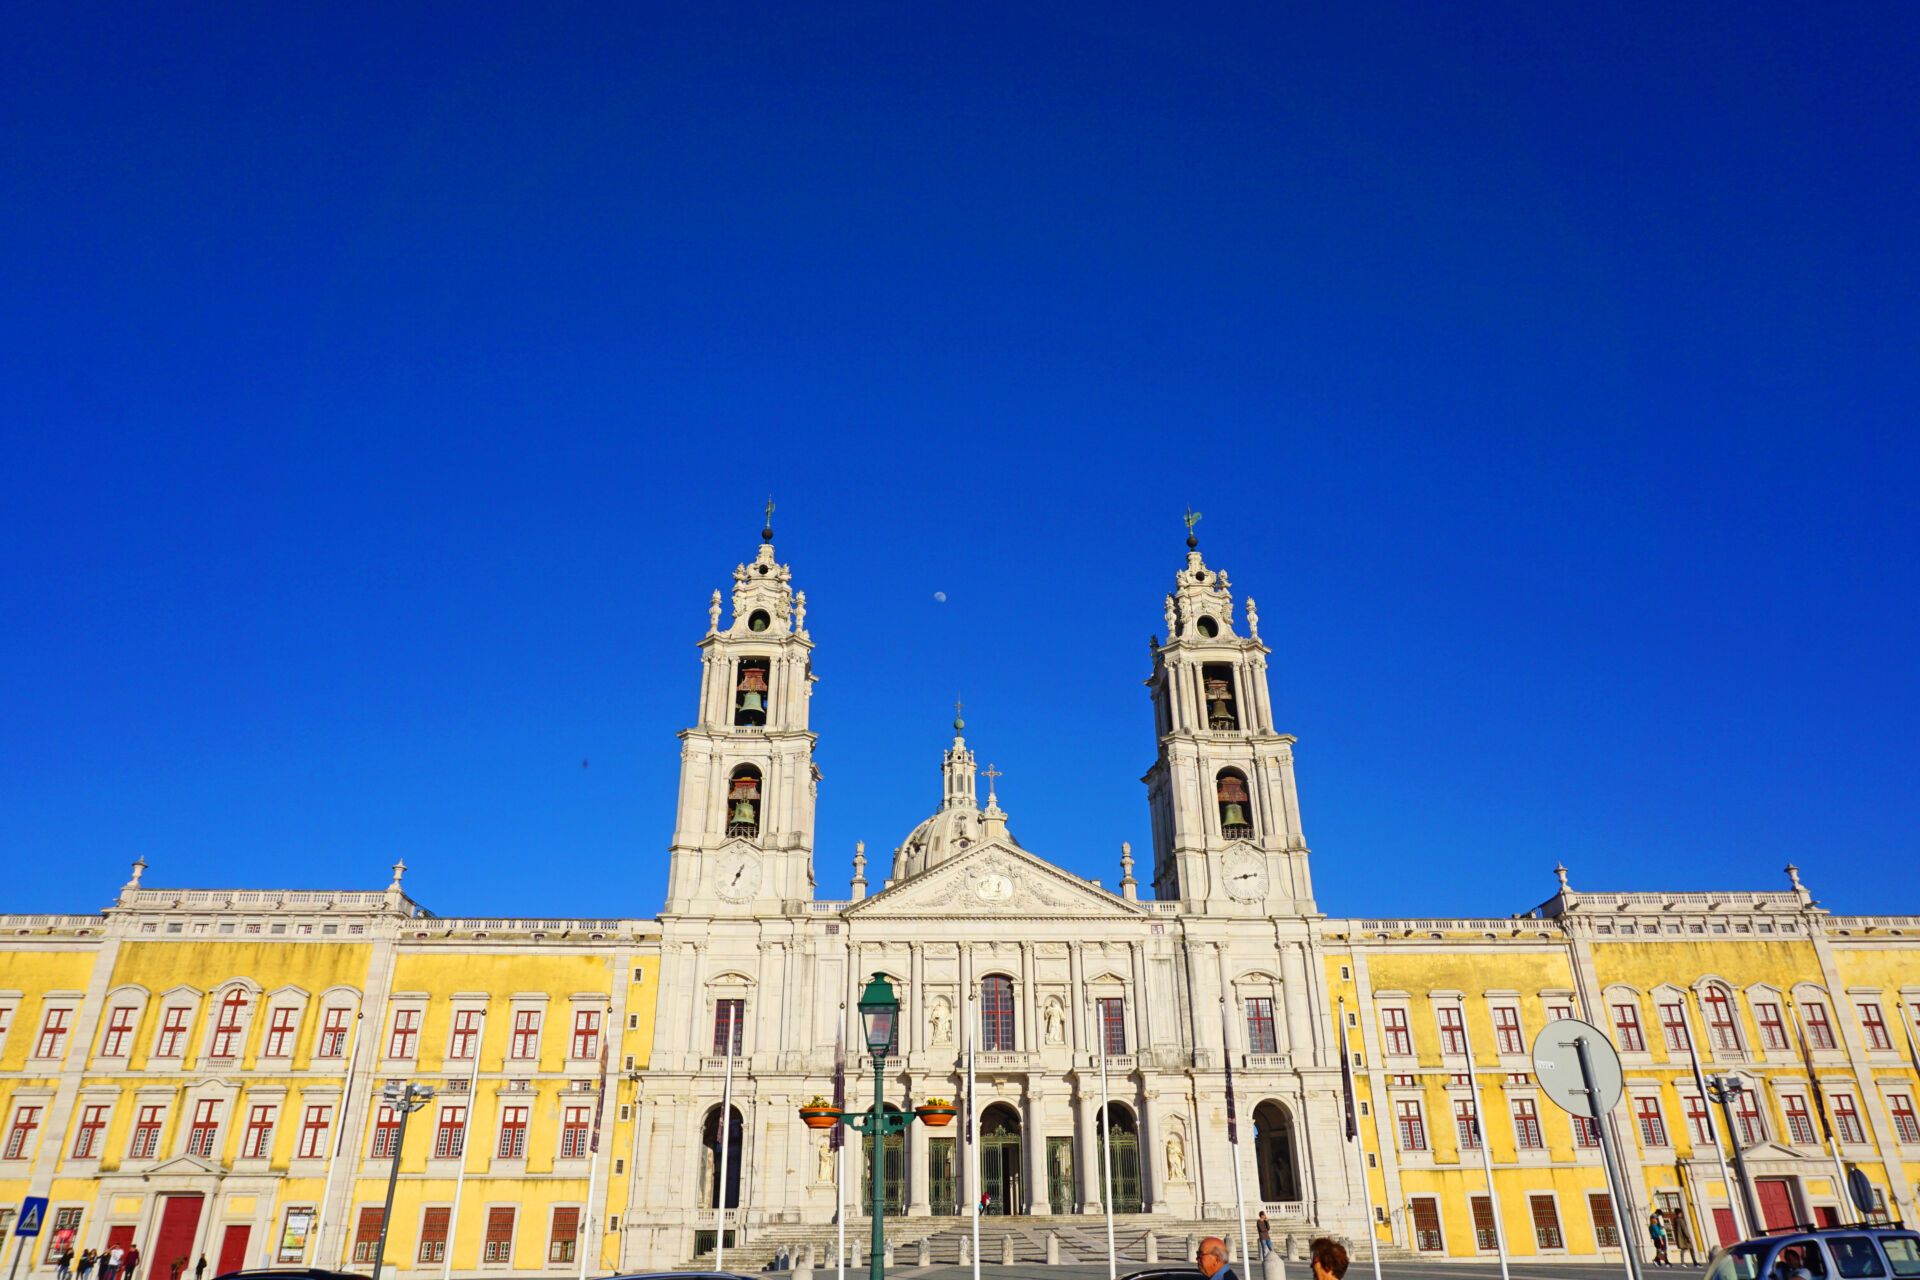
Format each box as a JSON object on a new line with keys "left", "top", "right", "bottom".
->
{"left": 858, "top": 1104, "right": 907, "bottom": 1213}
{"left": 1253, "top": 1101, "right": 1300, "bottom": 1202}
{"left": 980, "top": 1103, "right": 1022, "bottom": 1214}
{"left": 1096, "top": 1103, "right": 1144, "bottom": 1213}
{"left": 702, "top": 1104, "right": 744, "bottom": 1208}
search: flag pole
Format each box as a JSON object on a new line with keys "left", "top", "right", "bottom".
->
{"left": 834, "top": 1020, "right": 847, "bottom": 1280}
{"left": 1338, "top": 1002, "right": 1382, "bottom": 1280}
{"left": 969, "top": 984, "right": 981, "bottom": 1280}
{"left": 580, "top": 1039, "right": 610, "bottom": 1280}
{"left": 1455, "top": 1000, "right": 1510, "bottom": 1280}
{"left": 1219, "top": 999, "right": 1251, "bottom": 1271}
{"left": 312, "top": 1005, "right": 366, "bottom": 1268}
{"left": 1678, "top": 998, "right": 1746, "bottom": 1240}
{"left": 716, "top": 1029, "right": 735, "bottom": 1272}
{"left": 445, "top": 1009, "right": 486, "bottom": 1280}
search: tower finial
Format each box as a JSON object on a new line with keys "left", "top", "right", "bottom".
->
{"left": 762, "top": 495, "right": 775, "bottom": 542}
{"left": 1553, "top": 862, "right": 1570, "bottom": 894}
{"left": 953, "top": 696, "right": 965, "bottom": 732}
{"left": 981, "top": 762, "right": 1002, "bottom": 810}
{"left": 1183, "top": 505, "right": 1203, "bottom": 550}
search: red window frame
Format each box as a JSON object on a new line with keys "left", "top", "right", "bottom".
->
{"left": 100, "top": 1006, "right": 136, "bottom": 1058}
{"left": 449, "top": 1009, "right": 481, "bottom": 1060}
{"left": 1783, "top": 1095, "right": 1817, "bottom": 1145}
{"left": 1634, "top": 1096, "right": 1668, "bottom": 1147}
{"left": 1702, "top": 988, "right": 1741, "bottom": 1051}
{"left": 497, "top": 1105, "right": 529, "bottom": 1159}
{"left": 370, "top": 1105, "right": 401, "bottom": 1159}
{"left": 434, "top": 1107, "right": 467, "bottom": 1159}
{"left": 3, "top": 1106, "right": 38, "bottom": 1160}
{"left": 1438, "top": 1007, "right": 1466, "bottom": 1056}
{"left": 1454, "top": 1098, "right": 1481, "bottom": 1149}
{"left": 1860, "top": 1003, "right": 1893, "bottom": 1051}
{"left": 351, "top": 1207, "right": 384, "bottom": 1264}
{"left": 1833, "top": 1094, "right": 1866, "bottom": 1144}
{"left": 1245, "top": 997, "right": 1277, "bottom": 1054}
{"left": 34, "top": 1008, "right": 72, "bottom": 1059}
{"left": 1395, "top": 1099, "right": 1427, "bottom": 1151}
{"left": 1612, "top": 1003, "right": 1645, "bottom": 1052}
{"left": 262, "top": 1007, "right": 298, "bottom": 1058}
{"left": 317, "top": 1007, "right": 351, "bottom": 1058}
{"left": 388, "top": 1008, "right": 421, "bottom": 1060}
{"left": 510, "top": 1009, "right": 541, "bottom": 1060}
{"left": 418, "top": 1208, "right": 450, "bottom": 1264}
{"left": 242, "top": 1105, "right": 275, "bottom": 1159}
{"left": 1660, "top": 1002, "right": 1691, "bottom": 1051}
{"left": 1381, "top": 1008, "right": 1412, "bottom": 1057}
{"left": 1755, "top": 1002, "right": 1788, "bottom": 1051}
{"left": 1573, "top": 1114, "right": 1601, "bottom": 1148}
{"left": 1804, "top": 1001, "right": 1837, "bottom": 1050}
{"left": 129, "top": 1105, "right": 166, "bottom": 1158}
{"left": 1734, "top": 1090, "right": 1766, "bottom": 1144}
{"left": 1888, "top": 1094, "right": 1920, "bottom": 1144}
{"left": 1097, "top": 997, "right": 1127, "bottom": 1056}
{"left": 209, "top": 990, "right": 248, "bottom": 1058}
{"left": 296, "top": 1105, "right": 331, "bottom": 1159}
{"left": 155, "top": 1006, "right": 190, "bottom": 1058}
{"left": 186, "top": 1098, "right": 221, "bottom": 1157}
{"left": 571, "top": 1010, "right": 601, "bottom": 1060}
{"left": 560, "top": 1106, "right": 591, "bottom": 1159}
{"left": 1511, "top": 1097, "right": 1543, "bottom": 1148}
{"left": 712, "top": 999, "right": 744, "bottom": 1056}
{"left": 981, "top": 977, "right": 1015, "bottom": 1052}
{"left": 548, "top": 1207, "right": 580, "bottom": 1263}
{"left": 1493, "top": 1007, "right": 1524, "bottom": 1055}
{"left": 72, "top": 1104, "right": 109, "bottom": 1158}
{"left": 1684, "top": 1093, "right": 1713, "bottom": 1144}
{"left": 483, "top": 1206, "right": 515, "bottom": 1263}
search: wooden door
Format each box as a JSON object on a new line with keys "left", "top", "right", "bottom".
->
{"left": 1758, "top": 1179, "right": 1797, "bottom": 1232}
{"left": 147, "top": 1197, "right": 203, "bottom": 1280}
{"left": 215, "top": 1225, "right": 250, "bottom": 1277}
{"left": 1712, "top": 1208, "right": 1738, "bottom": 1247}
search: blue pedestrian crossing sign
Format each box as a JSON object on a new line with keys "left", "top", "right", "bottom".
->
{"left": 15, "top": 1197, "right": 49, "bottom": 1236}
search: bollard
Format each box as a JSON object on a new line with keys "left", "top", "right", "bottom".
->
{"left": 1047, "top": 1233, "right": 1060, "bottom": 1265}
{"left": 1145, "top": 1232, "right": 1159, "bottom": 1264}
{"left": 883, "top": 1240, "right": 895, "bottom": 1268}
{"left": 793, "top": 1245, "right": 814, "bottom": 1280}
{"left": 918, "top": 1238, "right": 931, "bottom": 1266}
{"left": 1001, "top": 1235, "right": 1016, "bottom": 1265}
{"left": 1263, "top": 1247, "right": 1286, "bottom": 1280}
{"left": 959, "top": 1235, "right": 971, "bottom": 1265}
{"left": 1228, "top": 1237, "right": 1238, "bottom": 1265}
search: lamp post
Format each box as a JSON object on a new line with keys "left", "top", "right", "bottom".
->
{"left": 1707, "top": 1076, "right": 1763, "bottom": 1236}
{"left": 371, "top": 1081, "right": 435, "bottom": 1280}
{"left": 803, "top": 974, "right": 922, "bottom": 1280}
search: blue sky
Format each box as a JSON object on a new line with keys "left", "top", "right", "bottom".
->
{"left": 2, "top": 3, "right": 1915, "bottom": 919}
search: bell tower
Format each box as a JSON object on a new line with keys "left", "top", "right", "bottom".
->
{"left": 663, "top": 514, "right": 818, "bottom": 914}
{"left": 1142, "top": 518, "right": 1314, "bottom": 914}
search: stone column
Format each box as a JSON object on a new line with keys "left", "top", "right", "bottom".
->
{"left": 1076, "top": 1085, "right": 1100, "bottom": 1213}
{"left": 908, "top": 942, "right": 924, "bottom": 1057}
{"left": 1139, "top": 1087, "right": 1164, "bottom": 1212}
{"left": 1280, "top": 943, "right": 1313, "bottom": 1063}
{"left": 1130, "top": 941, "right": 1152, "bottom": 1054}
{"left": 908, "top": 1081, "right": 932, "bottom": 1216}
{"left": 1068, "top": 944, "right": 1086, "bottom": 1055}
{"left": 1019, "top": 943, "right": 1037, "bottom": 1053}
{"left": 1026, "top": 1085, "right": 1053, "bottom": 1214}
{"left": 959, "top": 945, "right": 978, "bottom": 1209}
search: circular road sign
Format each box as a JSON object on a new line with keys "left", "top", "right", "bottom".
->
{"left": 1531, "top": 1018, "right": 1624, "bottom": 1119}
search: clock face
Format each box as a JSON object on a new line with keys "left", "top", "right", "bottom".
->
{"left": 974, "top": 872, "right": 1015, "bottom": 904}
{"left": 1223, "top": 851, "right": 1269, "bottom": 901}
{"left": 715, "top": 849, "right": 762, "bottom": 902}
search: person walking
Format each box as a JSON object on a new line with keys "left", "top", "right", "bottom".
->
{"left": 124, "top": 1243, "right": 142, "bottom": 1280}
{"left": 1257, "top": 1213, "right": 1273, "bottom": 1261}
{"left": 106, "top": 1242, "right": 127, "bottom": 1280}
{"left": 78, "top": 1248, "right": 98, "bottom": 1280}
{"left": 1668, "top": 1212, "right": 1698, "bottom": 1266}
{"left": 194, "top": 1257, "right": 207, "bottom": 1280}
{"left": 1197, "top": 1236, "right": 1237, "bottom": 1280}
{"left": 55, "top": 1243, "right": 74, "bottom": 1280}
{"left": 1648, "top": 1212, "right": 1669, "bottom": 1267}
{"left": 1309, "top": 1238, "right": 1349, "bottom": 1280}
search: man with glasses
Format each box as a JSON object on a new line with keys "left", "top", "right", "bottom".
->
{"left": 1197, "top": 1237, "right": 1238, "bottom": 1280}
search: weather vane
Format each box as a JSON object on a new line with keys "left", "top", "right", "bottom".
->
{"left": 763, "top": 494, "right": 775, "bottom": 542}
{"left": 1183, "top": 505, "right": 1203, "bottom": 548}
{"left": 953, "top": 696, "right": 964, "bottom": 731}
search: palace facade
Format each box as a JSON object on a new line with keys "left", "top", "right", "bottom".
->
{"left": 3, "top": 529, "right": 1917, "bottom": 1276}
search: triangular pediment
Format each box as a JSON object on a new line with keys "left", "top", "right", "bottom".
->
{"left": 1741, "top": 1140, "right": 1814, "bottom": 1163}
{"left": 846, "top": 841, "right": 1146, "bottom": 919}
{"left": 144, "top": 1154, "right": 220, "bottom": 1176}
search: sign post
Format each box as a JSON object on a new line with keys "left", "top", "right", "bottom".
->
{"left": 1534, "top": 1020, "right": 1642, "bottom": 1280}
{"left": 8, "top": 1197, "right": 50, "bottom": 1280}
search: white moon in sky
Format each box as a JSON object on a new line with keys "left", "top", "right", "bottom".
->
{"left": 933, "top": 591, "right": 948, "bottom": 603}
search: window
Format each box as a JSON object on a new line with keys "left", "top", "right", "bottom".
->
{"left": 129, "top": 1105, "right": 166, "bottom": 1158}
{"left": 1529, "top": 1194, "right": 1564, "bottom": 1250}
{"left": 317, "top": 1007, "right": 351, "bottom": 1057}
{"left": 46, "top": 1210, "right": 83, "bottom": 1262}
{"left": 560, "top": 1106, "right": 591, "bottom": 1159}
{"left": 1410, "top": 1197, "right": 1443, "bottom": 1252}
{"left": 242, "top": 1105, "right": 275, "bottom": 1159}
{"left": 548, "top": 1206, "right": 580, "bottom": 1263}
{"left": 982, "top": 976, "right": 1016, "bottom": 1052}
{"left": 1573, "top": 1114, "right": 1601, "bottom": 1148}
{"left": 1547, "top": 1003, "right": 1574, "bottom": 1022}
{"left": 1860, "top": 1004, "right": 1893, "bottom": 1051}
{"left": 156, "top": 1007, "right": 191, "bottom": 1058}
{"left": 511, "top": 1010, "right": 542, "bottom": 1060}
{"left": 186, "top": 1099, "right": 221, "bottom": 1157}
{"left": 209, "top": 990, "right": 248, "bottom": 1058}
{"left": 1889, "top": 1094, "right": 1920, "bottom": 1145}
{"left": 1684, "top": 1093, "right": 1713, "bottom": 1144}
{"left": 1804, "top": 1001, "right": 1837, "bottom": 1050}
{"left": 72, "top": 1105, "right": 109, "bottom": 1158}
{"left": 1832, "top": 1235, "right": 1889, "bottom": 1277}
{"left": 1612, "top": 1002, "right": 1645, "bottom": 1052}
{"left": 1660, "top": 1002, "right": 1691, "bottom": 1051}
{"left": 498, "top": 1105, "right": 529, "bottom": 1159}
{"left": 388, "top": 1008, "right": 421, "bottom": 1060}
{"left": 1395, "top": 1099, "right": 1427, "bottom": 1151}
{"left": 1454, "top": 1099, "right": 1481, "bottom": 1149}
{"left": 434, "top": 1107, "right": 467, "bottom": 1159}
{"left": 713, "top": 999, "right": 744, "bottom": 1056}
{"left": 725, "top": 764, "right": 762, "bottom": 833}
{"left": 351, "top": 1207, "right": 385, "bottom": 1264}
{"left": 1702, "top": 988, "right": 1741, "bottom": 1051}
{"left": 1493, "top": 1007, "right": 1524, "bottom": 1055}
{"left": 35, "top": 1008, "right": 72, "bottom": 1059}
{"left": 100, "top": 1006, "right": 136, "bottom": 1058}
{"left": 732, "top": 664, "right": 769, "bottom": 729}
{"left": 1755, "top": 1002, "right": 1788, "bottom": 1051}
{"left": 370, "top": 1105, "right": 401, "bottom": 1159}
{"left": 1216, "top": 770, "right": 1254, "bottom": 839}
{"left": 1245, "top": 997, "right": 1277, "bottom": 1054}
{"left": 1735, "top": 1090, "right": 1766, "bottom": 1145}
{"left": 1471, "top": 1196, "right": 1499, "bottom": 1251}
{"left": 1098, "top": 997, "right": 1127, "bottom": 1055}
{"left": 1438, "top": 1007, "right": 1466, "bottom": 1056}
{"left": 1512, "top": 1098, "right": 1543, "bottom": 1149}
{"left": 1590, "top": 1192, "right": 1620, "bottom": 1248}
{"left": 484, "top": 1206, "right": 516, "bottom": 1263}
{"left": 1783, "top": 1095, "right": 1818, "bottom": 1144}
{"left": 296, "top": 1105, "right": 332, "bottom": 1159}
{"left": 1834, "top": 1094, "right": 1867, "bottom": 1145}
{"left": 572, "top": 1010, "right": 601, "bottom": 1059}
{"left": 1202, "top": 664, "right": 1240, "bottom": 730}
{"left": 418, "top": 1208, "right": 450, "bottom": 1264}
{"left": 1381, "top": 1008, "right": 1412, "bottom": 1057}
{"left": 449, "top": 1009, "right": 482, "bottom": 1060}
{"left": 1635, "top": 1096, "right": 1669, "bottom": 1147}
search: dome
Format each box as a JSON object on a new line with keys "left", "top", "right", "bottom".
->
{"left": 889, "top": 729, "right": 1019, "bottom": 882}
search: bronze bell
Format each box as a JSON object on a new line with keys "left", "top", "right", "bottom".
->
{"left": 730, "top": 799, "right": 758, "bottom": 825}
{"left": 1221, "top": 802, "right": 1248, "bottom": 828}
{"left": 738, "top": 691, "right": 765, "bottom": 714}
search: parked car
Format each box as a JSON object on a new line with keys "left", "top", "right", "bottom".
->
{"left": 1706, "top": 1227, "right": 1920, "bottom": 1280}
{"left": 600, "top": 1273, "right": 765, "bottom": 1280}
{"left": 1119, "top": 1267, "right": 1207, "bottom": 1280}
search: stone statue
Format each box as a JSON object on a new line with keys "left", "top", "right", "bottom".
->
{"left": 817, "top": 1137, "right": 835, "bottom": 1184}
{"left": 795, "top": 590, "right": 807, "bottom": 633}
{"left": 1164, "top": 594, "right": 1177, "bottom": 636}
{"left": 1245, "top": 596, "right": 1259, "bottom": 640}
{"left": 709, "top": 590, "right": 723, "bottom": 631}
{"left": 930, "top": 998, "right": 953, "bottom": 1045}
{"left": 700, "top": 1143, "right": 716, "bottom": 1196}
{"left": 1043, "top": 998, "right": 1066, "bottom": 1044}
{"left": 1166, "top": 1131, "right": 1188, "bottom": 1183}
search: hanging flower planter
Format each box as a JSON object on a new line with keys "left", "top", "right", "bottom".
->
{"left": 799, "top": 1098, "right": 841, "bottom": 1129}
{"left": 915, "top": 1099, "right": 956, "bottom": 1127}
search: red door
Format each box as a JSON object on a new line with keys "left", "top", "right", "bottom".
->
{"left": 106, "top": 1225, "right": 137, "bottom": 1260}
{"left": 215, "top": 1226, "right": 250, "bottom": 1277}
{"left": 147, "top": 1196, "right": 204, "bottom": 1280}
{"left": 1758, "top": 1179, "right": 1798, "bottom": 1233}
{"left": 1816, "top": 1207, "right": 1840, "bottom": 1229}
{"left": 1713, "top": 1208, "right": 1738, "bottom": 1247}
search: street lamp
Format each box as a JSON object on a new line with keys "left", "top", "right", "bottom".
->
{"left": 801, "top": 974, "right": 922, "bottom": 1280}
{"left": 1706, "top": 1075, "right": 1762, "bottom": 1236}
{"left": 371, "top": 1081, "right": 435, "bottom": 1280}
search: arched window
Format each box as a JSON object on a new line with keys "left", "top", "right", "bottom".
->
{"left": 1217, "top": 770, "right": 1254, "bottom": 839}
{"left": 1203, "top": 664, "right": 1239, "bottom": 730}
{"left": 1253, "top": 1100, "right": 1301, "bottom": 1201}
{"left": 702, "top": 1105, "right": 744, "bottom": 1208}
{"left": 209, "top": 988, "right": 249, "bottom": 1058}
{"left": 1701, "top": 985, "right": 1742, "bottom": 1052}
{"left": 981, "top": 976, "right": 1015, "bottom": 1052}
{"left": 734, "top": 659, "right": 770, "bottom": 727}
{"left": 726, "top": 767, "right": 762, "bottom": 838}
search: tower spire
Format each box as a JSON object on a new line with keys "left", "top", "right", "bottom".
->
{"left": 762, "top": 494, "right": 775, "bottom": 543}
{"left": 1183, "top": 505, "right": 1202, "bottom": 550}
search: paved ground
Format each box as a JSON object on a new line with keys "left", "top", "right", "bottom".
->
{"left": 795, "top": 1264, "right": 1708, "bottom": 1280}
